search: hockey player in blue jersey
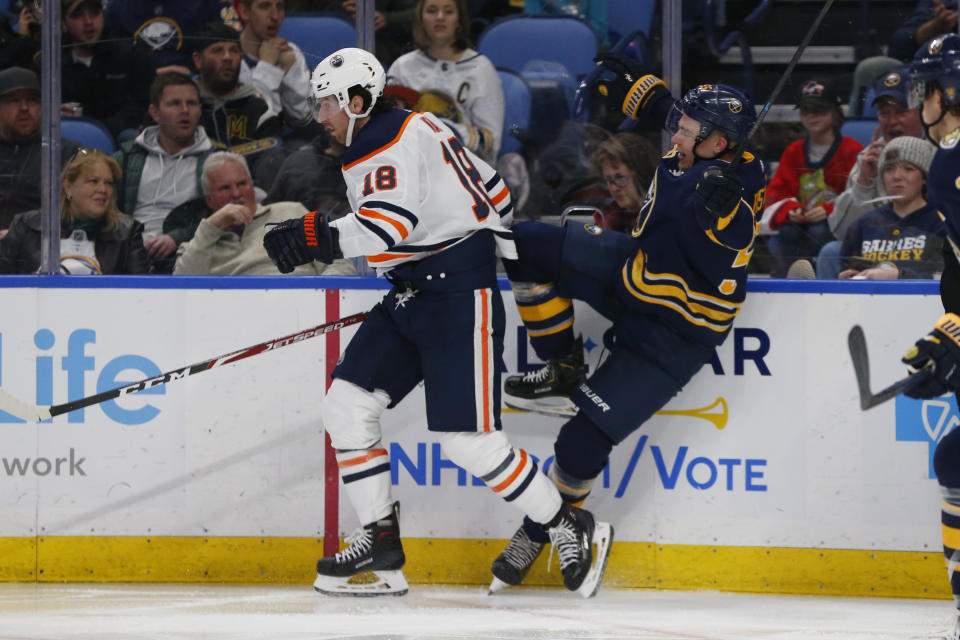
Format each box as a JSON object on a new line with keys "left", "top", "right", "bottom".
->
{"left": 261, "top": 48, "right": 612, "bottom": 598}
{"left": 898, "top": 33, "right": 960, "bottom": 640}
{"left": 489, "top": 75, "right": 766, "bottom": 592}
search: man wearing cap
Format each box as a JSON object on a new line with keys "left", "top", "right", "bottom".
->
{"left": 191, "top": 21, "right": 283, "bottom": 155}
{"left": 104, "top": 0, "right": 236, "bottom": 73}
{"left": 762, "top": 78, "right": 865, "bottom": 277}
{"left": 60, "top": 0, "right": 155, "bottom": 140}
{"left": 0, "top": 67, "right": 81, "bottom": 233}
{"left": 817, "top": 68, "right": 926, "bottom": 278}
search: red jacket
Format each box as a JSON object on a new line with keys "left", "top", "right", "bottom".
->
{"left": 764, "top": 135, "right": 864, "bottom": 229}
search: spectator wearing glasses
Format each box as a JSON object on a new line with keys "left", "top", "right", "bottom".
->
{"left": 589, "top": 132, "right": 658, "bottom": 234}
{"left": 0, "top": 149, "right": 148, "bottom": 274}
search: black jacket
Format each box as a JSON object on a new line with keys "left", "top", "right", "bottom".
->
{"left": 0, "top": 137, "right": 82, "bottom": 230}
{"left": 0, "top": 210, "right": 149, "bottom": 274}
{"left": 61, "top": 35, "right": 155, "bottom": 137}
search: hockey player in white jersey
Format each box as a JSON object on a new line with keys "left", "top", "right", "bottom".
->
{"left": 263, "top": 47, "right": 612, "bottom": 598}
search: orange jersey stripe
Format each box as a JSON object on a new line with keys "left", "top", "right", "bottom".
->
{"left": 480, "top": 288, "right": 491, "bottom": 432}
{"left": 491, "top": 186, "right": 509, "bottom": 206}
{"left": 338, "top": 448, "right": 388, "bottom": 468}
{"left": 343, "top": 111, "right": 418, "bottom": 170}
{"left": 492, "top": 449, "right": 528, "bottom": 493}
{"left": 359, "top": 208, "right": 410, "bottom": 240}
{"left": 367, "top": 252, "right": 415, "bottom": 263}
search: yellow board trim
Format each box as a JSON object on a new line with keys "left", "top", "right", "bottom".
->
{"left": 0, "top": 536, "right": 951, "bottom": 599}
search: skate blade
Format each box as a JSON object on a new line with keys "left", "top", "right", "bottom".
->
{"left": 487, "top": 577, "right": 510, "bottom": 595}
{"left": 577, "top": 521, "right": 614, "bottom": 599}
{"left": 504, "top": 397, "right": 577, "bottom": 418}
{"left": 313, "top": 569, "right": 409, "bottom": 597}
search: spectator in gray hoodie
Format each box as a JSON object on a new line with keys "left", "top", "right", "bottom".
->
{"left": 113, "top": 72, "right": 213, "bottom": 269}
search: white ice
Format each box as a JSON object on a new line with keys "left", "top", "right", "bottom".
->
{"left": 0, "top": 583, "right": 952, "bottom": 639}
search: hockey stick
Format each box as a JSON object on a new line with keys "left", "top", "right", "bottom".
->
{"left": 0, "top": 311, "right": 368, "bottom": 423}
{"left": 728, "top": 0, "right": 836, "bottom": 167}
{"left": 847, "top": 325, "right": 929, "bottom": 410}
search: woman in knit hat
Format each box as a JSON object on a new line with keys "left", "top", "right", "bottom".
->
{"left": 838, "top": 135, "right": 943, "bottom": 279}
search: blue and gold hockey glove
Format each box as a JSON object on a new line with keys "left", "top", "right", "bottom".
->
{"left": 902, "top": 313, "right": 960, "bottom": 399}
{"left": 694, "top": 167, "right": 743, "bottom": 231}
{"left": 263, "top": 211, "right": 340, "bottom": 273}
{"left": 593, "top": 52, "right": 670, "bottom": 120}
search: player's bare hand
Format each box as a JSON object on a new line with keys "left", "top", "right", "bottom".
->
{"left": 804, "top": 205, "right": 829, "bottom": 223}
{"left": 209, "top": 203, "right": 254, "bottom": 230}
{"left": 145, "top": 234, "right": 177, "bottom": 260}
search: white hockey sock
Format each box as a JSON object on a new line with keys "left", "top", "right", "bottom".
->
{"left": 336, "top": 446, "right": 394, "bottom": 526}
{"left": 441, "top": 431, "right": 561, "bottom": 524}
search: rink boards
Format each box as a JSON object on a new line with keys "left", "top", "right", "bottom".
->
{"left": 0, "top": 276, "right": 952, "bottom": 598}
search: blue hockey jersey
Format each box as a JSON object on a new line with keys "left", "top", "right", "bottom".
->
{"left": 930, "top": 128, "right": 960, "bottom": 262}
{"left": 617, "top": 149, "right": 766, "bottom": 346}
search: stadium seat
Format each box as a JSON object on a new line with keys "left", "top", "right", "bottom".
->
{"left": 841, "top": 119, "right": 877, "bottom": 147}
{"left": 278, "top": 14, "right": 356, "bottom": 67}
{"left": 497, "top": 69, "right": 531, "bottom": 157}
{"left": 60, "top": 117, "right": 115, "bottom": 154}
{"left": 607, "top": 0, "right": 655, "bottom": 45}
{"left": 477, "top": 15, "right": 598, "bottom": 80}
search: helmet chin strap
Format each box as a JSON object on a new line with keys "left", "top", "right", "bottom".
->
{"left": 345, "top": 113, "right": 359, "bottom": 147}
{"left": 343, "top": 103, "right": 376, "bottom": 147}
{"left": 921, "top": 105, "right": 946, "bottom": 145}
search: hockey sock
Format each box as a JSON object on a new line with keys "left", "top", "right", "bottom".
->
{"left": 935, "top": 429, "right": 960, "bottom": 607}
{"left": 941, "top": 486, "right": 960, "bottom": 608}
{"left": 336, "top": 445, "right": 394, "bottom": 526}
{"left": 511, "top": 280, "right": 575, "bottom": 359}
{"left": 555, "top": 412, "right": 615, "bottom": 480}
{"left": 441, "top": 431, "right": 562, "bottom": 525}
{"left": 549, "top": 460, "right": 595, "bottom": 507}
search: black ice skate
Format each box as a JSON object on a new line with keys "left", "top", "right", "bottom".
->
{"left": 488, "top": 525, "right": 546, "bottom": 594}
{"left": 504, "top": 336, "right": 585, "bottom": 417}
{"left": 313, "top": 502, "right": 408, "bottom": 597}
{"left": 546, "top": 504, "right": 613, "bottom": 598}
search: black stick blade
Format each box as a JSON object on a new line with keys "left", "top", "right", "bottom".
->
{"left": 848, "top": 325, "right": 873, "bottom": 410}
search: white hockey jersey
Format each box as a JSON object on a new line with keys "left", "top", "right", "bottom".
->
{"left": 330, "top": 109, "right": 515, "bottom": 274}
{"left": 386, "top": 49, "right": 504, "bottom": 162}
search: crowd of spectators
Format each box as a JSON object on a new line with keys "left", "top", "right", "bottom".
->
{"left": 0, "top": 0, "right": 955, "bottom": 280}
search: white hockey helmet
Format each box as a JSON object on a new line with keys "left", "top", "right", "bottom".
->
{"left": 309, "top": 47, "right": 386, "bottom": 145}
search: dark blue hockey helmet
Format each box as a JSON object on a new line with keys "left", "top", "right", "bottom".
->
{"left": 907, "top": 33, "right": 960, "bottom": 110}
{"left": 665, "top": 84, "right": 757, "bottom": 151}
